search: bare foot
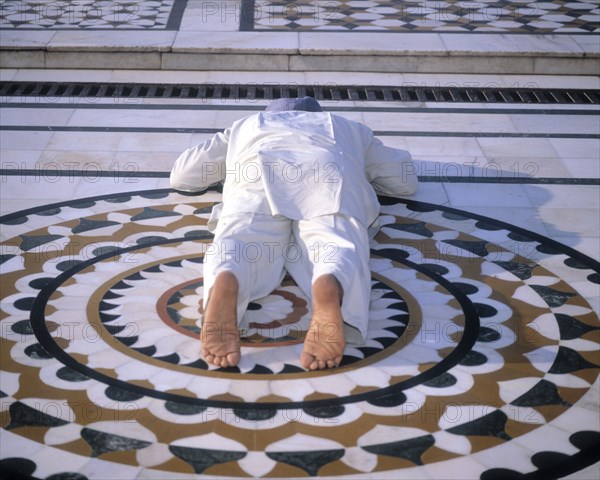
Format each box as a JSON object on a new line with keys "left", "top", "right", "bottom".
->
{"left": 201, "top": 271, "right": 241, "bottom": 368}
{"left": 301, "top": 275, "right": 346, "bottom": 370}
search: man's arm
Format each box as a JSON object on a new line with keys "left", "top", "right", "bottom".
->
{"left": 170, "top": 129, "right": 230, "bottom": 192}
{"left": 365, "top": 137, "right": 419, "bottom": 197}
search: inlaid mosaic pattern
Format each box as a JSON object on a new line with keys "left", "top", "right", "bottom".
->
{"left": 0, "top": 188, "right": 598, "bottom": 479}
{"left": 0, "top": 0, "right": 187, "bottom": 30}
{"left": 250, "top": 0, "right": 600, "bottom": 33}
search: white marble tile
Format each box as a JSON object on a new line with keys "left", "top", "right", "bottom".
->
{"left": 47, "top": 131, "right": 126, "bottom": 151}
{"left": 299, "top": 32, "right": 446, "bottom": 55}
{"left": 173, "top": 31, "right": 299, "bottom": 53}
{"left": 442, "top": 33, "right": 585, "bottom": 56}
{"left": 46, "top": 51, "right": 162, "bottom": 70}
{"left": 47, "top": 31, "right": 176, "bottom": 52}
{"left": 561, "top": 158, "right": 600, "bottom": 178}
{"left": 0, "top": 68, "right": 18, "bottom": 81}
{"left": 524, "top": 184, "right": 600, "bottom": 209}
{"left": 477, "top": 137, "right": 559, "bottom": 158}
{"left": 406, "top": 136, "right": 485, "bottom": 157}
{"left": 0, "top": 30, "right": 56, "bottom": 48}
{"left": 549, "top": 138, "right": 599, "bottom": 159}
{"left": 10, "top": 68, "right": 115, "bottom": 83}
{"left": 0, "top": 130, "right": 54, "bottom": 150}
{"left": 162, "top": 52, "right": 290, "bottom": 71}
{"left": 117, "top": 132, "right": 191, "bottom": 153}
{"left": 362, "top": 111, "right": 518, "bottom": 134}
{"left": 510, "top": 113, "right": 600, "bottom": 136}
{"left": 0, "top": 107, "right": 75, "bottom": 127}
{"left": 0, "top": 149, "right": 45, "bottom": 169}
{"left": 445, "top": 183, "right": 533, "bottom": 208}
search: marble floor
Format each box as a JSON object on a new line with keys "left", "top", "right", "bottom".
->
{"left": 0, "top": 3, "right": 599, "bottom": 478}
{"left": 0, "top": 68, "right": 598, "bottom": 480}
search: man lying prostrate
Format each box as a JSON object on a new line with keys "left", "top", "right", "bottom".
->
{"left": 170, "top": 96, "right": 418, "bottom": 370}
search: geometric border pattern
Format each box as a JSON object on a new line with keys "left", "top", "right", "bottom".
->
{"left": 0, "top": 0, "right": 187, "bottom": 30}
{"left": 1, "top": 188, "right": 598, "bottom": 479}
{"left": 249, "top": 0, "right": 600, "bottom": 34}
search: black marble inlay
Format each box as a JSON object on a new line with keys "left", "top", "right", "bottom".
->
{"left": 303, "top": 405, "right": 345, "bottom": 419}
{"left": 81, "top": 428, "right": 152, "bottom": 457}
{"left": 246, "top": 364, "right": 274, "bottom": 374}
{"left": 480, "top": 468, "right": 525, "bottom": 480}
{"left": 56, "top": 366, "right": 90, "bottom": 382}
{"left": 0, "top": 458, "right": 37, "bottom": 477}
{"left": 1, "top": 215, "right": 28, "bottom": 225}
{"left": 549, "top": 347, "right": 599, "bottom": 374}
{"left": 11, "top": 319, "right": 33, "bottom": 335}
{"left": 103, "top": 324, "right": 126, "bottom": 335}
{"left": 277, "top": 363, "right": 304, "bottom": 373}
{"left": 447, "top": 410, "right": 511, "bottom": 441}
{"left": 24, "top": 343, "right": 52, "bottom": 359}
{"left": 111, "top": 280, "right": 134, "bottom": 290}
{"left": 555, "top": 313, "right": 599, "bottom": 340}
{"left": 452, "top": 282, "right": 479, "bottom": 295}
{"left": 132, "top": 345, "right": 157, "bottom": 356}
{"left": 247, "top": 302, "right": 261, "bottom": 311}
{"left": 532, "top": 451, "right": 572, "bottom": 471}
{"left": 588, "top": 272, "right": 600, "bottom": 284}
{"left": 98, "top": 300, "right": 119, "bottom": 311}
{"left": 530, "top": 285, "right": 576, "bottom": 308}
{"left": 569, "top": 430, "right": 600, "bottom": 451}
{"left": 19, "top": 233, "right": 64, "bottom": 251}
{"left": 420, "top": 263, "right": 449, "bottom": 276}
{"left": 564, "top": 257, "right": 592, "bottom": 270}
{"left": 367, "top": 391, "right": 407, "bottom": 407}
{"left": 165, "top": 401, "right": 208, "bottom": 416}
{"left": 443, "top": 211, "right": 470, "bottom": 221}
{"left": 71, "top": 200, "right": 96, "bottom": 209}
{"left": 267, "top": 450, "right": 345, "bottom": 476}
{"left": 28, "top": 277, "right": 53, "bottom": 289}
{"left": 72, "top": 218, "right": 119, "bottom": 234}
{"left": 0, "top": 254, "right": 16, "bottom": 265}
{"left": 459, "top": 350, "right": 488, "bottom": 366}
{"left": 136, "top": 235, "right": 168, "bottom": 245}
{"left": 193, "top": 206, "right": 213, "bottom": 214}
{"left": 13, "top": 297, "right": 35, "bottom": 311}
{"left": 155, "top": 353, "right": 181, "bottom": 364}
{"left": 536, "top": 244, "right": 562, "bottom": 255}
{"left": 444, "top": 239, "right": 489, "bottom": 257}
{"left": 511, "top": 379, "right": 571, "bottom": 407}
{"left": 46, "top": 472, "right": 89, "bottom": 480}
{"left": 0, "top": 390, "right": 7, "bottom": 398}
{"left": 56, "top": 259, "right": 84, "bottom": 272}
{"left": 131, "top": 207, "right": 180, "bottom": 221}
{"left": 169, "top": 446, "right": 246, "bottom": 474}
{"left": 184, "top": 230, "right": 213, "bottom": 239}
{"left": 474, "top": 303, "right": 498, "bottom": 318}
{"left": 477, "top": 326, "right": 502, "bottom": 343}
{"left": 423, "top": 372, "right": 457, "bottom": 388}
{"left": 493, "top": 261, "right": 536, "bottom": 280}
{"left": 371, "top": 248, "right": 410, "bottom": 262}
{"left": 99, "top": 312, "right": 120, "bottom": 323}
{"left": 115, "top": 335, "right": 139, "bottom": 347}
{"left": 6, "top": 401, "right": 69, "bottom": 430}
{"left": 475, "top": 220, "right": 504, "bottom": 231}
{"left": 104, "top": 386, "right": 144, "bottom": 402}
{"left": 383, "top": 221, "right": 433, "bottom": 238}
{"left": 507, "top": 232, "right": 535, "bottom": 242}
{"left": 234, "top": 407, "right": 278, "bottom": 421}
{"left": 362, "top": 434, "right": 435, "bottom": 465}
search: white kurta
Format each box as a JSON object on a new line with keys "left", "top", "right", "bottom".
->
{"left": 170, "top": 111, "right": 418, "bottom": 344}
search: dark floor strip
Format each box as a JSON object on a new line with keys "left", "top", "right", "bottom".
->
{"left": 1, "top": 169, "right": 598, "bottom": 185}
{"left": 1, "top": 102, "right": 598, "bottom": 116}
{"left": 1, "top": 125, "right": 598, "bottom": 139}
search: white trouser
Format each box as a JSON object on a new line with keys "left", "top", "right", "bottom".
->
{"left": 202, "top": 212, "right": 371, "bottom": 345}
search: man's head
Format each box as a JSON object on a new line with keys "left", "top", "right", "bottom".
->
{"left": 265, "top": 96, "right": 323, "bottom": 113}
